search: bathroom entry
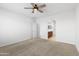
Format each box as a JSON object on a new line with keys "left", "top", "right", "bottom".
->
{"left": 48, "top": 25, "right": 53, "bottom": 38}
{"left": 48, "top": 20, "right": 56, "bottom": 40}
{"left": 48, "top": 31, "right": 53, "bottom": 38}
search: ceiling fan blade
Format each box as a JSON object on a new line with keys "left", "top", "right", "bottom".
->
{"left": 24, "top": 7, "right": 33, "bottom": 9}
{"left": 31, "top": 3, "right": 35, "bottom": 7}
{"left": 38, "top": 9, "right": 43, "bottom": 13}
{"left": 38, "top": 4, "right": 46, "bottom": 8}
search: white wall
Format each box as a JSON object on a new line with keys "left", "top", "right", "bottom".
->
{"left": 0, "top": 6, "right": 76, "bottom": 47}
{"left": 75, "top": 4, "right": 79, "bottom": 51}
{"left": 37, "top": 10, "right": 76, "bottom": 44}
{"left": 37, "top": 18, "right": 48, "bottom": 39}
{"left": 55, "top": 10, "right": 76, "bottom": 44}
{"left": 0, "top": 8, "right": 32, "bottom": 47}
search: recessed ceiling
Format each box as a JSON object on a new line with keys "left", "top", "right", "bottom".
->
{"left": 0, "top": 3, "right": 77, "bottom": 18}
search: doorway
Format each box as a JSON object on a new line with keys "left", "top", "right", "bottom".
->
{"left": 48, "top": 20, "right": 56, "bottom": 40}
{"left": 48, "top": 31, "right": 53, "bottom": 38}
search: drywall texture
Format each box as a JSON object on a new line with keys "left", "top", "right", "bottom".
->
{"left": 0, "top": 9, "right": 32, "bottom": 47}
{"left": 37, "top": 18, "right": 48, "bottom": 39}
{"left": 54, "top": 10, "right": 76, "bottom": 44}
{"left": 37, "top": 10, "right": 76, "bottom": 44}
{"left": 76, "top": 4, "right": 79, "bottom": 51}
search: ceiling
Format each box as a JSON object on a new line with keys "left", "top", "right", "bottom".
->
{"left": 0, "top": 3, "right": 77, "bottom": 18}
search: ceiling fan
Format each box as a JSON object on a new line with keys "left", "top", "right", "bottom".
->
{"left": 24, "top": 3, "right": 46, "bottom": 13}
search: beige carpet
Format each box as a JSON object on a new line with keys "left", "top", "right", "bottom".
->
{"left": 0, "top": 39, "right": 79, "bottom": 56}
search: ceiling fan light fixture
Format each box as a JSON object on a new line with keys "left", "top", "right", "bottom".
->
{"left": 24, "top": 3, "right": 46, "bottom": 13}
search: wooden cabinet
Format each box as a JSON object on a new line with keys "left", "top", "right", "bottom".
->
{"left": 48, "top": 31, "right": 53, "bottom": 38}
